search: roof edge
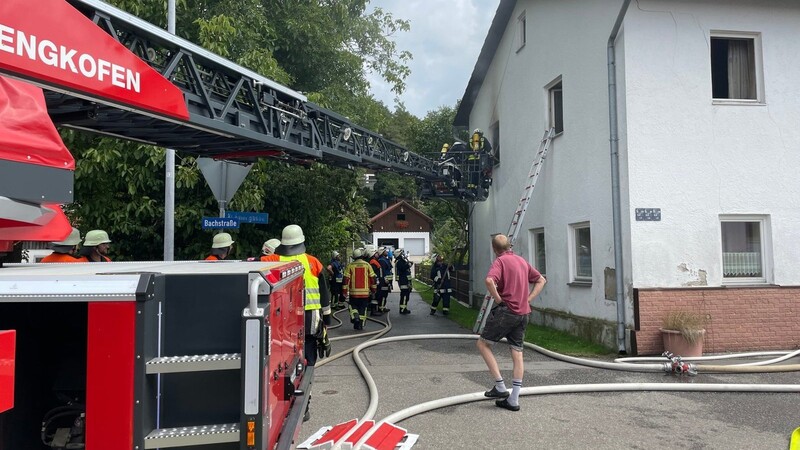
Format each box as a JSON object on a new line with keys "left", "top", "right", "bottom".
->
{"left": 453, "top": 0, "right": 517, "bottom": 127}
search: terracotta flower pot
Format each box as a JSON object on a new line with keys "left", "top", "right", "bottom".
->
{"left": 660, "top": 328, "right": 705, "bottom": 357}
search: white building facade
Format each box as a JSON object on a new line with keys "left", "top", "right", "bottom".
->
{"left": 459, "top": 0, "right": 800, "bottom": 353}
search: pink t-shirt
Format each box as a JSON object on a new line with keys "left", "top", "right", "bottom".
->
{"left": 486, "top": 251, "right": 542, "bottom": 315}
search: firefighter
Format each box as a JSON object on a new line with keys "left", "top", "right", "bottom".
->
{"left": 259, "top": 238, "right": 281, "bottom": 260}
{"left": 365, "top": 244, "right": 382, "bottom": 316}
{"left": 77, "top": 230, "right": 112, "bottom": 262}
{"left": 263, "top": 224, "right": 331, "bottom": 422}
{"left": 377, "top": 247, "right": 393, "bottom": 313}
{"left": 342, "top": 247, "right": 376, "bottom": 330}
{"left": 327, "top": 250, "right": 345, "bottom": 309}
{"left": 264, "top": 225, "right": 332, "bottom": 364}
{"left": 430, "top": 253, "right": 454, "bottom": 315}
{"left": 395, "top": 248, "right": 414, "bottom": 314}
{"left": 205, "top": 232, "right": 234, "bottom": 260}
{"left": 40, "top": 227, "right": 82, "bottom": 263}
{"left": 439, "top": 142, "right": 450, "bottom": 160}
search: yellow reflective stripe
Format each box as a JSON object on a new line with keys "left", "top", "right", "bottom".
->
{"left": 279, "top": 254, "right": 321, "bottom": 310}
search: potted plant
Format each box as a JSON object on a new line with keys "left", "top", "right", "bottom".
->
{"left": 660, "top": 310, "right": 706, "bottom": 357}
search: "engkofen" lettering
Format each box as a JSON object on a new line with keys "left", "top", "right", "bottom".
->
{"left": 0, "top": 23, "right": 141, "bottom": 93}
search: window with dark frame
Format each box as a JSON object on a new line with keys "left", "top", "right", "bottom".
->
{"left": 549, "top": 81, "right": 563, "bottom": 134}
{"left": 518, "top": 12, "right": 527, "bottom": 50}
{"left": 533, "top": 230, "right": 546, "bottom": 275}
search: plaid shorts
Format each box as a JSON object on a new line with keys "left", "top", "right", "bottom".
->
{"left": 480, "top": 304, "right": 528, "bottom": 351}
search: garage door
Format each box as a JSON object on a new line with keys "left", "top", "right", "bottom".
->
{"left": 404, "top": 238, "right": 425, "bottom": 257}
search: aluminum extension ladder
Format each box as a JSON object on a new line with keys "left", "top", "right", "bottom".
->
{"left": 473, "top": 127, "right": 556, "bottom": 334}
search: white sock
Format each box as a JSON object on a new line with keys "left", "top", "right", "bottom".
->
{"left": 494, "top": 378, "right": 507, "bottom": 392}
{"left": 509, "top": 379, "right": 522, "bottom": 406}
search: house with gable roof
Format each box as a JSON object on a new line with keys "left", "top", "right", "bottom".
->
{"left": 368, "top": 200, "right": 433, "bottom": 261}
{"left": 456, "top": 0, "right": 800, "bottom": 354}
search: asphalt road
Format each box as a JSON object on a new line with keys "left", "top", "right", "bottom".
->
{"left": 295, "top": 291, "right": 800, "bottom": 449}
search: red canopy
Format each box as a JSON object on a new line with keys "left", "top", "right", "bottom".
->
{"left": 0, "top": 77, "right": 75, "bottom": 170}
{"left": 0, "top": 77, "right": 73, "bottom": 243}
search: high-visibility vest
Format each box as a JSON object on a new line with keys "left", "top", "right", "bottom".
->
{"left": 279, "top": 254, "right": 322, "bottom": 311}
{"left": 40, "top": 253, "right": 81, "bottom": 263}
{"left": 343, "top": 260, "right": 376, "bottom": 299}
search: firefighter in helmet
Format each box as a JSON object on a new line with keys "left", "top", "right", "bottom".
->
{"left": 377, "top": 246, "right": 393, "bottom": 313}
{"left": 430, "top": 253, "right": 454, "bottom": 315}
{"left": 259, "top": 238, "right": 281, "bottom": 260}
{"left": 365, "top": 244, "right": 383, "bottom": 316}
{"left": 205, "top": 232, "right": 234, "bottom": 260}
{"left": 327, "top": 250, "right": 345, "bottom": 309}
{"left": 77, "top": 230, "right": 112, "bottom": 262}
{"left": 394, "top": 248, "right": 414, "bottom": 314}
{"left": 262, "top": 224, "right": 331, "bottom": 421}
{"left": 343, "top": 247, "right": 376, "bottom": 330}
{"left": 41, "top": 227, "right": 82, "bottom": 263}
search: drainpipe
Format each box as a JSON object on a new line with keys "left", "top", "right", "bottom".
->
{"left": 608, "top": 0, "right": 632, "bottom": 353}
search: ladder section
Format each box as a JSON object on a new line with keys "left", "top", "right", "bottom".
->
{"left": 506, "top": 127, "right": 555, "bottom": 245}
{"left": 473, "top": 128, "right": 555, "bottom": 334}
{"left": 144, "top": 423, "right": 240, "bottom": 449}
{"left": 145, "top": 353, "right": 241, "bottom": 374}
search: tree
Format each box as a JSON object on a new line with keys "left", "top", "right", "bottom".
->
{"left": 63, "top": 0, "right": 414, "bottom": 261}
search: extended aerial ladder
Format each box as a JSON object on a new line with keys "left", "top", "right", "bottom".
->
{"left": 473, "top": 128, "right": 555, "bottom": 334}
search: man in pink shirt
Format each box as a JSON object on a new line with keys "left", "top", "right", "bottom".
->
{"left": 477, "top": 233, "right": 546, "bottom": 412}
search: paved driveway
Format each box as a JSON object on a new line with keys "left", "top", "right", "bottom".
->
{"left": 296, "top": 292, "right": 800, "bottom": 449}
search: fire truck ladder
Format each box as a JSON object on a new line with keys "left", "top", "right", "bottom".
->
{"left": 473, "top": 127, "right": 555, "bottom": 334}
{"left": 29, "top": 0, "right": 440, "bottom": 180}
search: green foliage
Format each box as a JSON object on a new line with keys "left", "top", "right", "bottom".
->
{"left": 409, "top": 105, "right": 468, "bottom": 156}
{"left": 420, "top": 199, "right": 470, "bottom": 266}
{"left": 63, "top": 0, "right": 414, "bottom": 262}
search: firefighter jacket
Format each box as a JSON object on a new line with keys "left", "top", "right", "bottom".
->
{"left": 343, "top": 259, "right": 377, "bottom": 299}
{"left": 431, "top": 262, "right": 453, "bottom": 292}
{"left": 329, "top": 258, "right": 344, "bottom": 284}
{"left": 370, "top": 257, "right": 384, "bottom": 285}
{"left": 379, "top": 255, "right": 393, "bottom": 283}
{"left": 41, "top": 253, "right": 81, "bottom": 263}
{"left": 77, "top": 255, "right": 112, "bottom": 262}
{"left": 395, "top": 256, "right": 413, "bottom": 284}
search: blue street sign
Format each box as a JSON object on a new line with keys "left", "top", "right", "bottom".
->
{"left": 225, "top": 211, "right": 269, "bottom": 225}
{"left": 201, "top": 217, "right": 240, "bottom": 229}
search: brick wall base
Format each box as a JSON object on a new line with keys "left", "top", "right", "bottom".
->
{"left": 633, "top": 286, "right": 800, "bottom": 355}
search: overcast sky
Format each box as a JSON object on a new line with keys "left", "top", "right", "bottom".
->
{"left": 366, "top": 0, "right": 501, "bottom": 119}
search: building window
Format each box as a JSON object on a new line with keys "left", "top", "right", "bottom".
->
{"left": 517, "top": 11, "right": 526, "bottom": 51}
{"left": 570, "top": 222, "right": 592, "bottom": 282}
{"left": 720, "top": 215, "right": 770, "bottom": 284}
{"left": 490, "top": 121, "right": 500, "bottom": 166}
{"left": 710, "top": 33, "right": 761, "bottom": 102}
{"left": 530, "top": 228, "right": 546, "bottom": 275}
{"left": 547, "top": 79, "right": 563, "bottom": 134}
{"left": 396, "top": 213, "right": 406, "bottom": 221}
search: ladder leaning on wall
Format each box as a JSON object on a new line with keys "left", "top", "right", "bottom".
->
{"left": 473, "top": 127, "right": 556, "bottom": 334}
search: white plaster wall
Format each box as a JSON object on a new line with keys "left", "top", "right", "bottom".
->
{"left": 469, "top": 0, "right": 629, "bottom": 323}
{"left": 623, "top": 0, "right": 800, "bottom": 287}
